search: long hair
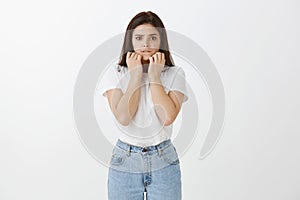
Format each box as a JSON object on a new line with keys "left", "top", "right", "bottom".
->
{"left": 118, "top": 11, "right": 175, "bottom": 70}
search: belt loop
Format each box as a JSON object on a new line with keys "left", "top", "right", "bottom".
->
{"left": 126, "top": 145, "right": 131, "bottom": 157}
{"left": 157, "top": 146, "right": 162, "bottom": 157}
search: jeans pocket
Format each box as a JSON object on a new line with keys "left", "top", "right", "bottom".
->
{"left": 110, "top": 147, "right": 126, "bottom": 166}
{"left": 162, "top": 145, "right": 180, "bottom": 165}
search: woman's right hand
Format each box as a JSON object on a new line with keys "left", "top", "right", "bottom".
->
{"left": 126, "top": 52, "right": 143, "bottom": 76}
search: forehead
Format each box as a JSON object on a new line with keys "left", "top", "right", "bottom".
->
{"left": 133, "top": 24, "right": 159, "bottom": 35}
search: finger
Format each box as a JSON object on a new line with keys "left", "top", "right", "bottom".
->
{"left": 162, "top": 52, "right": 165, "bottom": 61}
{"left": 130, "top": 52, "right": 136, "bottom": 59}
{"left": 153, "top": 53, "right": 158, "bottom": 63}
{"left": 137, "top": 54, "right": 141, "bottom": 61}
{"left": 157, "top": 52, "right": 162, "bottom": 62}
{"left": 149, "top": 56, "right": 153, "bottom": 64}
{"left": 126, "top": 52, "right": 132, "bottom": 60}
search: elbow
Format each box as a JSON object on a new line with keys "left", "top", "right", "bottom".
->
{"left": 115, "top": 108, "right": 138, "bottom": 126}
{"left": 112, "top": 109, "right": 131, "bottom": 126}
{"left": 114, "top": 112, "right": 131, "bottom": 126}
{"left": 158, "top": 110, "right": 179, "bottom": 126}
{"left": 117, "top": 116, "right": 131, "bottom": 126}
{"left": 163, "top": 110, "right": 181, "bottom": 126}
{"left": 163, "top": 116, "right": 175, "bottom": 126}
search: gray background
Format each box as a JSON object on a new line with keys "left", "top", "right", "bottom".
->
{"left": 1, "top": 0, "right": 299, "bottom": 199}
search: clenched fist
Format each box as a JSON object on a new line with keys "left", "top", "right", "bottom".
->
{"left": 148, "top": 52, "right": 165, "bottom": 78}
{"left": 126, "top": 52, "right": 143, "bottom": 76}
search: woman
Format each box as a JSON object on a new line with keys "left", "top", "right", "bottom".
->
{"left": 101, "top": 11, "right": 189, "bottom": 200}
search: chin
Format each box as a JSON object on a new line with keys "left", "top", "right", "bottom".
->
{"left": 142, "top": 56, "right": 150, "bottom": 61}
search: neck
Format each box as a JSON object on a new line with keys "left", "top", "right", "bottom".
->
{"left": 141, "top": 59, "right": 150, "bottom": 65}
{"left": 141, "top": 60, "right": 149, "bottom": 73}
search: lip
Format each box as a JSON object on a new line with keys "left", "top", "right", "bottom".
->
{"left": 140, "top": 50, "right": 153, "bottom": 54}
{"left": 139, "top": 51, "right": 153, "bottom": 55}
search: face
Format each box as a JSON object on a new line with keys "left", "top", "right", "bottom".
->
{"left": 132, "top": 24, "right": 161, "bottom": 61}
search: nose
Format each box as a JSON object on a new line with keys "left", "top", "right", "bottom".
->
{"left": 143, "top": 38, "right": 150, "bottom": 47}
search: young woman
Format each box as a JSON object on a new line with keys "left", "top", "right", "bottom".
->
{"left": 101, "top": 11, "right": 189, "bottom": 200}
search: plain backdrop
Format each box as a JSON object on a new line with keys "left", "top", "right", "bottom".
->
{"left": 1, "top": 0, "right": 300, "bottom": 199}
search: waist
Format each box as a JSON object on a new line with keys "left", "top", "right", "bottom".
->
{"left": 116, "top": 139, "right": 172, "bottom": 153}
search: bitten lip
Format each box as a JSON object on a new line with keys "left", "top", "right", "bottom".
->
{"left": 141, "top": 49, "right": 152, "bottom": 52}
{"left": 138, "top": 50, "right": 154, "bottom": 55}
{"left": 136, "top": 49, "right": 156, "bottom": 56}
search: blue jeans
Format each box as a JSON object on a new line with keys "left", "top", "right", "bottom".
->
{"left": 107, "top": 139, "right": 182, "bottom": 200}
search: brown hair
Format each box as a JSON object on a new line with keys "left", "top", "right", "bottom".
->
{"left": 118, "top": 11, "right": 175, "bottom": 70}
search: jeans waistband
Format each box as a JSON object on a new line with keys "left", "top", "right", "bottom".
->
{"left": 116, "top": 139, "right": 171, "bottom": 153}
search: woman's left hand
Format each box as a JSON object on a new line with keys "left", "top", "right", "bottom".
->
{"left": 148, "top": 52, "right": 165, "bottom": 79}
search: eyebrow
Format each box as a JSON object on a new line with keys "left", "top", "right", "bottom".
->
{"left": 134, "top": 33, "right": 158, "bottom": 36}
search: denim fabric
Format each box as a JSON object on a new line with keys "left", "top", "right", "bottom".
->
{"left": 107, "top": 139, "right": 182, "bottom": 200}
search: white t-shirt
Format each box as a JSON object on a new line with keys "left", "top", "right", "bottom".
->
{"left": 99, "top": 63, "right": 189, "bottom": 147}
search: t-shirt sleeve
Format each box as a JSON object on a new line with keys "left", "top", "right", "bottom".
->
{"left": 169, "top": 67, "right": 189, "bottom": 103}
{"left": 99, "top": 64, "right": 123, "bottom": 98}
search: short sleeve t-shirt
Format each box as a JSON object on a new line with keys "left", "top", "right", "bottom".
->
{"left": 99, "top": 63, "right": 189, "bottom": 147}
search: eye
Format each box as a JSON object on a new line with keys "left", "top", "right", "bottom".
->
{"left": 151, "top": 36, "right": 157, "bottom": 40}
{"left": 135, "top": 36, "right": 142, "bottom": 40}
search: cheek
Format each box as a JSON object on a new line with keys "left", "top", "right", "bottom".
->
{"left": 155, "top": 38, "right": 161, "bottom": 47}
{"left": 131, "top": 39, "right": 141, "bottom": 49}
{"left": 150, "top": 39, "right": 160, "bottom": 48}
{"left": 131, "top": 40, "right": 137, "bottom": 50}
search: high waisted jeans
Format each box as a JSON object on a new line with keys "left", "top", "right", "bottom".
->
{"left": 107, "top": 139, "right": 182, "bottom": 200}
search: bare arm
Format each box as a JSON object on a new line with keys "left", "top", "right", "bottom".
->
{"left": 149, "top": 76, "right": 184, "bottom": 126}
{"left": 148, "top": 52, "right": 185, "bottom": 126}
{"left": 106, "top": 74, "right": 142, "bottom": 126}
{"left": 106, "top": 52, "right": 143, "bottom": 126}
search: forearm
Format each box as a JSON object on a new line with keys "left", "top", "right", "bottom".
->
{"left": 149, "top": 76, "right": 177, "bottom": 126}
{"left": 116, "top": 75, "right": 142, "bottom": 125}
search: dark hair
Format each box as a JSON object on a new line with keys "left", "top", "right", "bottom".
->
{"left": 118, "top": 11, "right": 175, "bottom": 70}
